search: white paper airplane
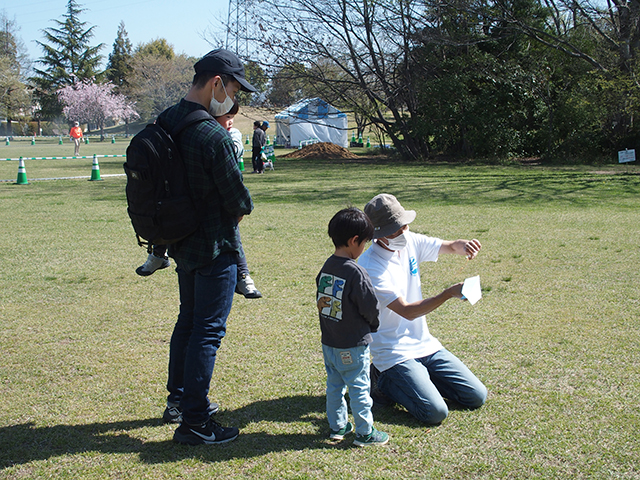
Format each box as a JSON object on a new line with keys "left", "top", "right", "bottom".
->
{"left": 461, "top": 275, "right": 482, "bottom": 305}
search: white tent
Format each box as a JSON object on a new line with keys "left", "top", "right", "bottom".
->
{"left": 275, "top": 98, "right": 348, "bottom": 148}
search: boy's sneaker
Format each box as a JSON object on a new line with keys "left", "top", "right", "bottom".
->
{"left": 173, "top": 418, "right": 239, "bottom": 445}
{"left": 136, "top": 253, "right": 170, "bottom": 276}
{"left": 162, "top": 402, "right": 219, "bottom": 424}
{"left": 236, "top": 274, "right": 262, "bottom": 298}
{"left": 329, "top": 421, "right": 353, "bottom": 440}
{"left": 353, "top": 428, "right": 389, "bottom": 447}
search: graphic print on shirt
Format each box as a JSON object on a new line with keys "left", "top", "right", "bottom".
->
{"left": 317, "top": 273, "right": 346, "bottom": 321}
{"left": 409, "top": 256, "right": 418, "bottom": 276}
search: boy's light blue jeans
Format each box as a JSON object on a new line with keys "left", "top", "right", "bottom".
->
{"left": 377, "top": 348, "right": 487, "bottom": 425}
{"left": 322, "top": 344, "right": 373, "bottom": 436}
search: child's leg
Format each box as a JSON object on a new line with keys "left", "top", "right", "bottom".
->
{"left": 235, "top": 236, "right": 262, "bottom": 298}
{"left": 341, "top": 346, "right": 374, "bottom": 436}
{"left": 153, "top": 244, "right": 168, "bottom": 258}
{"left": 322, "top": 345, "right": 348, "bottom": 431}
{"left": 236, "top": 243, "right": 250, "bottom": 278}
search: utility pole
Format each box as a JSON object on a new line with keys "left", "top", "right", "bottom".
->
{"left": 226, "top": 0, "right": 250, "bottom": 57}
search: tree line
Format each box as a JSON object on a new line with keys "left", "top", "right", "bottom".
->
{"left": 236, "top": 0, "right": 640, "bottom": 161}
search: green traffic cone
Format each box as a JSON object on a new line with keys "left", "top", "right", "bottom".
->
{"left": 16, "top": 157, "right": 29, "bottom": 185}
{"left": 238, "top": 156, "right": 245, "bottom": 172}
{"left": 5, "top": 137, "right": 9, "bottom": 146}
{"left": 89, "top": 155, "right": 103, "bottom": 181}
{"left": 366, "top": 136, "right": 371, "bottom": 148}
{"left": 59, "top": 136, "right": 63, "bottom": 145}
{"left": 111, "top": 136, "right": 116, "bottom": 144}
{"left": 31, "top": 137, "right": 35, "bottom": 145}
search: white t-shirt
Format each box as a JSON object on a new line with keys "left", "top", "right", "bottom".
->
{"left": 229, "top": 128, "right": 244, "bottom": 163}
{"left": 358, "top": 231, "right": 443, "bottom": 371}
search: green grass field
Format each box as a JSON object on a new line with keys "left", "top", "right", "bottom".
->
{"left": 1, "top": 144, "right": 639, "bottom": 479}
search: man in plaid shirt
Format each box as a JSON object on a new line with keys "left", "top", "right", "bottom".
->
{"left": 157, "top": 49, "right": 256, "bottom": 446}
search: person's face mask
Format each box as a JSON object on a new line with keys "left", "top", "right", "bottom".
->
{"left": 385, "top": 232, "right": 407, "bottom": 250}
{"left": 209, "top": 78, "right": 235, "bottom": 117}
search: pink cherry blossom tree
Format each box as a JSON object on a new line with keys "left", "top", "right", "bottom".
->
{"left": 57, "top": 79, "right": 139, "bottom": 137}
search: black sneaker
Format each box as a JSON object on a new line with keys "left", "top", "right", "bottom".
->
{"left": 162, "top": 402, "right": 219, "bottom": 424}
{"left": 173, "top": 418, "right": 239, "bottom": 445}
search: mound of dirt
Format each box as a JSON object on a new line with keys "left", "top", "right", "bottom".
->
{"left": 281, "top": 142, "right": 360, "bottom": 160}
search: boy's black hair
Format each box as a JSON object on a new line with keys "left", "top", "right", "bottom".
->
{"left": 328, "top": 207, "right": 374, "bottom": 248}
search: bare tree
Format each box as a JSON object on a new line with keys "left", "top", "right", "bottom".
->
{"left": 237, "top": 0, "right": 434, "bottom": 159}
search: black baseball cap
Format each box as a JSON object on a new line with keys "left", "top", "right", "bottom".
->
{"left": 194, "top": 49, "right": 257, "bottom": 93}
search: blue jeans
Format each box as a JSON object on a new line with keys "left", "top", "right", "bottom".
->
{"left": 322, "top": 344, "right": 374, "bottom": 436}
{"left": 167, "top": 252, "right": 237, "bottom": 425}
{"left": 377, "top": 348, "right": 487, "bottom": 425}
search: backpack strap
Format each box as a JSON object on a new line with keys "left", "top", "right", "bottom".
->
{"left": 170, "top": 109, "right": 213, "bottom": 137}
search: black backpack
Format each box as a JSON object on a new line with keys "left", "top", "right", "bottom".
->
{"left": 123, "top": 109, "right": 213, "bottom": 249}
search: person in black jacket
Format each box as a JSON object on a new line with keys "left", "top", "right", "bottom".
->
{"left": 251, "top": 120, "right": 265, "bottom": 173}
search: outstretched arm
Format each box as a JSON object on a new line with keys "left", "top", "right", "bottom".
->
{"left": 440, "top": 239, "right": 482, "bottom": 259}
{"left": 387, "top": 282, "right": 464, "bottom": 320}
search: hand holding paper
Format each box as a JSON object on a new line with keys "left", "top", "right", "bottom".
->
{"left": 461, "top": 275, "right": 482, "bottom": 305}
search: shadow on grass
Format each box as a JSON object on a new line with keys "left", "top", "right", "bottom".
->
{"left": 247, "top": 159, "right": 640, "bottom": 208}
{"left": 2, "top": 394, "right": 418, "bottom": 468}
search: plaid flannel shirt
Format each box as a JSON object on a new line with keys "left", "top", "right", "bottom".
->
{"left": 160, "top": 99, "right": 253, "bottom": 273}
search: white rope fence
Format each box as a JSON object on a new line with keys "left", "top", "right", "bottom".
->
{"left": 0, "top": 154, "right": 126, "bottom": 183}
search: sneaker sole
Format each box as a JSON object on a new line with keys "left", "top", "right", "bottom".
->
{"left": 353, "top": 436, "right": 389, "bottom": 447}
{"left": 136, "top": 263, "right": 170, "bottom": 276}
{"left": 329, "top": 423, "right": 353, "bottom": 440}
{"left": 173, "top": 431, "right": 239, "bottom": 445}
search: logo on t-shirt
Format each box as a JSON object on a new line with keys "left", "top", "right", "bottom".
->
{"left": 317, "top": 273, "right": 345, "bottom": 321}
{"left": 409, "top": 256, "right": 418, "bottom": 276}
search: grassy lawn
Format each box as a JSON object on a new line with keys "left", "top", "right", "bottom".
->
{"left": 0, "top": 149, "right": 639, "bottom": 479}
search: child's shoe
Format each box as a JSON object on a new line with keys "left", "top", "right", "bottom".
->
{"left": 236, "top": 274, "right": 262, "bottom": 298}
{"left": 353, "top": 427, "right": 389, "bottom": 447}
{"left": 329, "top": 421, "right": 353, "bottom": 440}
{"left": 136, "top": 253, "right": 170, "bottom": 276}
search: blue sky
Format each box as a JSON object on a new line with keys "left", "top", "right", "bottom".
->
{"left": 3, "top": 0, "right": 232, "bottom": 67}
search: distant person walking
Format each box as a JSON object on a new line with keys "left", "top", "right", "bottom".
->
{"left": 69, "top": 122, "right": 83, "bottom": 156}
{"left": 251, "top": 120, "right": 266, "bottom": 174}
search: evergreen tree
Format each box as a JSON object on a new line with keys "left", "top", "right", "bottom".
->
{"left": 106, "top": 21, "right": 133, "bottom": 93}
{"left": 32, "top": 0, "right": 103, "bottom": 119}
{"left": 135, "top": 38, "right": 175, "bottom": 60}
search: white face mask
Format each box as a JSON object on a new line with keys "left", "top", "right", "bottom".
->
{"left": 208, "top": 79, "right": 235, "bottom": 117}
{"left": 385, "top": 232, "right": 407, "bottom": 250}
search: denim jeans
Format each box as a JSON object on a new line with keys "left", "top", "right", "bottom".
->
{"left": 322, "top": 344, "right": 374, "bottom": 436}
{"left": 377, "top": 348, "right": 487, "bottom": 425}
{"left": 167, "top": 252, "right": 237, "bottom": 425}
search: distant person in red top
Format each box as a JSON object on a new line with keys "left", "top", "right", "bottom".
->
{"left": 69, "top": 121, "right": 83, "bottom": 156}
